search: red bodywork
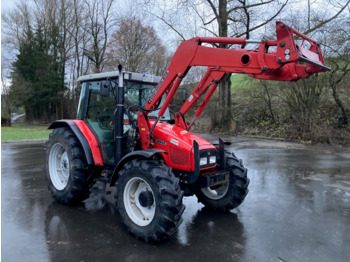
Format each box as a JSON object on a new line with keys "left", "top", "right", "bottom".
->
{"left": 137, "top": 21, "right": 329, "bottom": 173}
{"left": 150, "top": 120, "right": 215, "bottom": 172}
{"left": 72, "top": 120, "right": 104, "bottom": 166}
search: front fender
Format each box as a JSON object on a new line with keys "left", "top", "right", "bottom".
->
{"left": 48, "top": 120, "right": 103, "bottom": 166}
{"left": 110, "top": 149, "right": 166, "bottom": 186}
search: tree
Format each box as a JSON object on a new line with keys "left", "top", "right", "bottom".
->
{"left": 104, "top": 17, "right": 168, "bottom": 75}
{"left": 328, "top": 57, "right": 350, "bottom": 126}
{"left": 323, "top": 18, "right": 350, "bottom": 127}
{"left": 141, "top": 0, "right": 289, "bottom": 129}
{"left": 281, "top": 0, "right": 350, "bottom": 127}
{"left": 2, "top": 0, "right": 120, "bottom": 120}
{"left": 10, "top": 22, "right": 64, "bottom": 121}
{"left": 1, "top": 1, "right": 34, "bottom": 80}
{"left": 1, "top": 78, "right": 12, "bottom": 126}
{"left": 69, "top": 0, "right": 90, "bottom": 80}
{"left": 82, "top": 0, "right": 116, "bottom": 73}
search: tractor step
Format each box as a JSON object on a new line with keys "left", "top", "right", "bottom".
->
{"left": 94, "top": 177, "right": 111, "bottom": 184}
{"left": 91, "top": 187, "right": 111, "bottom": 195}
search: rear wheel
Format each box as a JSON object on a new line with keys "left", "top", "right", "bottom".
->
{"left": 45, "top": 127, "right": 95, "bottom": 205}
{"left": 116, "top": 159, "right": 185, "bottom": 242}
{"left": 195, "top": 152, "right": 249, "bottom": 211}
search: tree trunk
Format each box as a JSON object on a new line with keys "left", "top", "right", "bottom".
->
{"left": 212, "top": 0, "right": 233, "bottom": 129}
{"left": 217, "top": 75, "right": 232, "bottom": 127}
{"left": 331, "top": 84, "right": 348, "bottom": 126}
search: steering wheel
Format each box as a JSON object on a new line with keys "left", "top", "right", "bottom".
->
{"left": 97, "top": 108, "right": 113, "bottom": 130}
{"left": 87, "top": 105, "right": 112, "bottom": 130}
{"left": 87, "top": 105, "right": 100, "bottom": 120}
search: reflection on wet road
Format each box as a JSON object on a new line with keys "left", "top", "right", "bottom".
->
{"left": 2, "top": 136, "right": 350, "bottom": 262}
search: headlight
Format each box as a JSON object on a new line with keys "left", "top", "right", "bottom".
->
{"left": 200, "top": 157, "right": 208, "bottom": 166}
{"left": 198, "top": 149, "right": 217, "bottom": 167}
{"left": 209, "top": 156, "right": 216, "bottom": 164}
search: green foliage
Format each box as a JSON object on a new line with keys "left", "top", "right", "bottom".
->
{"left": 231, "top": 74, "right": 253, "bottom": 94}
{"left": 10, "top": 21, "right": 64, "bottom": 122}
{"left": 230, "top": 70, "right": 350, "bottom": 145}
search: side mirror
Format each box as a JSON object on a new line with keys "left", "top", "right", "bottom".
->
{"left": 100, "top": 80, "right": 112, "bottom": 97}
{"left": 182, "top": 88, "right": 188, "bottom": 102}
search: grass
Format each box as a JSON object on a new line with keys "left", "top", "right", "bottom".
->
{"left": 230, "top": 74, "right": 255, "bottom": 94}
{"left": 1, "top": 124, "right": 51, "bottom": 141}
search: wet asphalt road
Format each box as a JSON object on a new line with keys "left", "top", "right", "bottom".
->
{"left": 2, "top": 136, "right": 350, "bottom": 262}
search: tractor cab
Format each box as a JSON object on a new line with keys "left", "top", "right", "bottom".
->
{"left": 76, "top": 71, "right": 170, "bottom": 164}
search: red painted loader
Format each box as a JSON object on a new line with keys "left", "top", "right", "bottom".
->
{"left": 45, "top": 22, "right": 330, "bottom": 241}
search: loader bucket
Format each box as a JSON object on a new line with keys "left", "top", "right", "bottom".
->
{"left": 276, "top": 21, "right": 331, "bottom": 72}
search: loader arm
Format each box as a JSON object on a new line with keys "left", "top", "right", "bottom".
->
{"left": 138, "top": 21, "right": 330, "bottom": 149}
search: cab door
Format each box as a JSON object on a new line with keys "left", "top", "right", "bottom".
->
{"left": 84, "top": 80, "right": 115, "bottom": 163}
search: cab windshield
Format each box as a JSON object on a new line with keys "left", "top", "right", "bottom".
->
{"left": 78, "top": 77, "right": 170, "bottom": 163}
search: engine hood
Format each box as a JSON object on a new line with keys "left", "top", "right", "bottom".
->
{"left": 151, "top": 120, "right": 216, "bottom": 171}
{"left": 152, "top": 121, "right": 215, "bottom": 150}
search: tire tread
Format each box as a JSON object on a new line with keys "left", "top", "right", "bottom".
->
{"left": 116, "top": 159, "right": 185, "bottom": 242}
{"left": 195, "top": 151, "right": 249, "bottom": 211}
{"left": 45, "top": 127, "right": 95, "bottom": 205}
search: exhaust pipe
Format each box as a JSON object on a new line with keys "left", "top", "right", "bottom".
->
{"left": 114, "top": 64, "right": 124, "bottom": 164}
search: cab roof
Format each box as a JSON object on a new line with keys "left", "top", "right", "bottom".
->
{"left": 77, "top": 71, "right": 161, "bottom": 84}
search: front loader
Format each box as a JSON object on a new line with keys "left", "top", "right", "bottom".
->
{"left": 45, "top": 22, "right": 330, "bottom": 241}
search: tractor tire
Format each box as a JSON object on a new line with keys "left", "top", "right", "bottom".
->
{"left": 45, "top": 127, "right": 95, "bottom": 205}
{"left": 195, "top": 151, "right": 249, "bottom": 211}
{"left": 116, "top": 159, "right": 185, "bottom": 242}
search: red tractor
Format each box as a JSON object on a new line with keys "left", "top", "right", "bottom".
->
{"left": 45, "top": 22, "right": 330, "bottom": 241}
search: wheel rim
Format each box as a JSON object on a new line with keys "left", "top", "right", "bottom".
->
{"left": 201, "top": 182, "right": 229, "bottom": 200}
{"left": 49, "top": 143, "right": 70, "bottom": 190}
{"left": 123, "top": 177, "right": 156, "bottom": 226}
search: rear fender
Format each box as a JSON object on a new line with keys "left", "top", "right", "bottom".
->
{"left": 110, "top": 149, "right": 166, "bottom": 186}
{"left": 48, "top": 120, "right": 103, "bottom": 166}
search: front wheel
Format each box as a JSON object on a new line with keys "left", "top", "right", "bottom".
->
{"left": 45, "top": 127, "right": 95, "bottom": 205}
{"left": 116, "top": 159, "right": 185, "bottom": 242}
{"left": 195, "top": 151, "right": 249, "bottom": 211}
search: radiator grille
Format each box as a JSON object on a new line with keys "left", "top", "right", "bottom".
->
{"left": 169, "top": 146, "right": 189, "bottom": 167}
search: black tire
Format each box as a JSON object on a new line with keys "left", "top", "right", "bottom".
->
{"left": 116, "top": 159, "right": 185, "bottom": 242}
{"left": 195, "top": 151, "right": 249, "bottom": 211}
{"left": 45, "top": 127, "right": 95, "bottom": 205}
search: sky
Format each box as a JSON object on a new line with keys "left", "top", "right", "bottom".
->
{"left": 1, "top": 0, "right": 19, "bottom": 11}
